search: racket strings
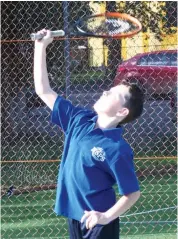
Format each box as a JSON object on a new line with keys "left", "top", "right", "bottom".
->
{"left": 106, "top": 19, "right": 132, "bottom": 34}
{"left": 85, "top": 17, "right": 137, "bottom": 36}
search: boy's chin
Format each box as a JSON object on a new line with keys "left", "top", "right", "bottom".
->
{"left": 93, "top": 105, "right": 106, "bottom": 114}
{"left": 93, "top": 105, "right": 98, "bottom": 113}
{"left": 93, "top": 103, "right": 101, "bottom": 113}
{"left": 93, "top": 103, "right": 97, "bottom": 111}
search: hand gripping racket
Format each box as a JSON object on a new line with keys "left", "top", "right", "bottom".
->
{"left": 30, "top": 12, "right": 142, "bottom": 41}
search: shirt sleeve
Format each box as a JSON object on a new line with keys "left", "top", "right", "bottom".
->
{"left": 110, "top": 152, "right": 140, "bottom": 195}
{"left": 51, "top": 96, "right": 84, "bottom": 134}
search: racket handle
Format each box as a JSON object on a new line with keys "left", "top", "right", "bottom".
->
{"left": 30, "top": 30, "right": 65, "bottom": 41}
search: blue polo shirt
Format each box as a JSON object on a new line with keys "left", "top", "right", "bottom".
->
{"left": 51, "top": 96, "right": 140, "bottom": 221}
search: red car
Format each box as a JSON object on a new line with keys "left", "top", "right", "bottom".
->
{"left": 114, "top": 50, "right": 177, "bottom": 96}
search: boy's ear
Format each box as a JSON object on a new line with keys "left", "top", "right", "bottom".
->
{"left": 116, "top": 108, "right": 129, "bottom": 117}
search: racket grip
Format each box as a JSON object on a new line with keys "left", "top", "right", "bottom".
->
{"left": 30, "top": 30, "right": 65, "bottom": 41}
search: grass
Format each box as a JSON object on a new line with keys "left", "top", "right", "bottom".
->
{"left": 121, "top": 234, "right": 177, "bottom": 239}
{"left": 1, "top": 174, "right": 177, "bottom": 239}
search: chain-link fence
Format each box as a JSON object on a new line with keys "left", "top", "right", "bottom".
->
{"left": 1, "top": 1, "right": 177, "bottom": 239}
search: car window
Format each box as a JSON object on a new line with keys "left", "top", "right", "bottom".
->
{"left": 137, "top": 56, "right": 148, "bottom": 65}
{"left": 138, "top": 54, "right": 165, "bottom": 66}
{"left": 147, "top": 54, "right": 160, "bottom": 65}
{"left": 159, "top": 53, "right": 170, "bottom": 66}
{"left": 147, "top": 53, "right": 170, "bottom": 66}
{"left": 170, "top": 53, "right": 177, "bottom": 66}
{"left": 137, "top": 52, "right": 177, "bottom": 66}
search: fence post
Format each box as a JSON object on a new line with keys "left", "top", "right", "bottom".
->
{"left": 62, "top": 1, "right": 71, "bottom": 98}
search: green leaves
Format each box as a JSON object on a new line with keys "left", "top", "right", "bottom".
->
{"left": 115, "top": 1, "right": 177, "bottom": 40}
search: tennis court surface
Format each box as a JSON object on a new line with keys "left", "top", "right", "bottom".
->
{"left": 1, "top": 171, "right": 176, "bottom": 239}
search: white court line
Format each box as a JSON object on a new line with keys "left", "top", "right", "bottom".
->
{"left": 120, "top": 221, "right": 177, "bottom": 224}
{"left": 14, "top": 237, "right": 69, "bottom": 239}
{"left": 120, "top": 206, "right": 177, "bottom": 217}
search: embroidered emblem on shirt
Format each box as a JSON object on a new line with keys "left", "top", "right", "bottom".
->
{"left": 91, "top": 147, "right": 106, "bottom": 162}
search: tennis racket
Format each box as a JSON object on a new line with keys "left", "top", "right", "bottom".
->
{"left": 30, "top": 12, "right": 142, "bottom": 41}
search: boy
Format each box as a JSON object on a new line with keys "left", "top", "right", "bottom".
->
{"left": 34, "top": 29, "right": 144, "bottom": 239}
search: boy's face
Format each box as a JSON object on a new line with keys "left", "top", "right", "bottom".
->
{"left": 93, "top": 84, "right": 130, "bottom": 117}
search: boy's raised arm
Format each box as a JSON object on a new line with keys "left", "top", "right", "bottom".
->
{"left": 34, "top": 29, "right": 57, "bottom": 110}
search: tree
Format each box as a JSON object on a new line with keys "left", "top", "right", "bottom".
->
{"left": 116, "top": 1, "right": 177, "bottom": 40}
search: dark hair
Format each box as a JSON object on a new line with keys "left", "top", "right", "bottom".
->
{"left": 117, "top": 81, "right": 144, "bottom": 126}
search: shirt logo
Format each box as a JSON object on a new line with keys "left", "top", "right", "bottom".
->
{"left": 91, "top": 147, "right": 106, "bottom": 162}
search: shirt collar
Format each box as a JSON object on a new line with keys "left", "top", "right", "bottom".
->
{"left": 88, "top": 115, "right": 123, "bottom": 141}
{"left": 103, "top": 127, "right": 123, "bottom": 141}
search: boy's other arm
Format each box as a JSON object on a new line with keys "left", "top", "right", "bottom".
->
{"left": 34, "top": 29, "right": 58, "bottom": 110}
{"left": 81, "top": 190, "right": 140, "bottom": 229}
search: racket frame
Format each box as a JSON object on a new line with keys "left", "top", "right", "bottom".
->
{"left": 75, "top": 12, "right": 142, "bottom": 39}
{"left": 30, "top": 12, "right": 142, "bottom": 40}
